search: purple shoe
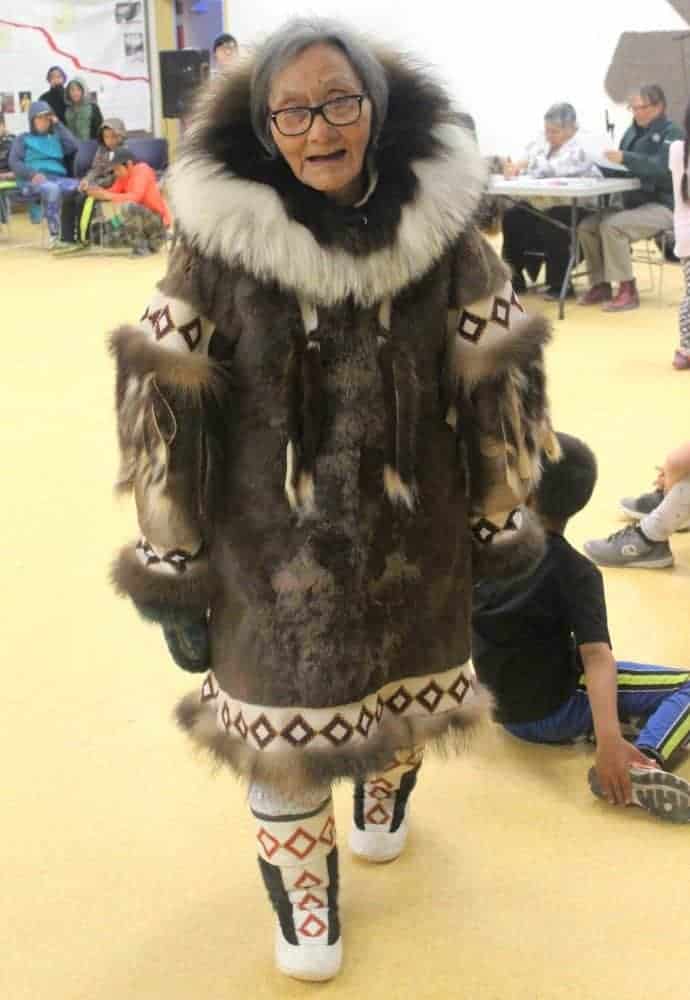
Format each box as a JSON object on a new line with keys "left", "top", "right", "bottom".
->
{"left": 673, "top": 350, "right": 690, "bottom": 370}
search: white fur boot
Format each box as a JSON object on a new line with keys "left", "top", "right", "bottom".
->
{"left": 349, "top": 745, "right": 424, "bottom": 862}
{"left": 250, "top": 784, "right": 342, "bottom": 982}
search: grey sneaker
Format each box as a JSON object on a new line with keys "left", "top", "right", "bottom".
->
{"left": 583, "top": 525, "right": 674, "bottom": 569}
{"left": 588, "top": 766, "right": 690, "bottom": 823}
{"left": 619, "top": 489, "right": 663, "bottom": 520}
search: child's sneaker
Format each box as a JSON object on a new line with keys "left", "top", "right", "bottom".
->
{"left": 588, "top": 765, "right": 690, "bottom": 823}
{"left": 619, "top": 489, "right": 664, "bottom": 520}
{"left": 583, "top": 525, "right": 673, "bottom": 569}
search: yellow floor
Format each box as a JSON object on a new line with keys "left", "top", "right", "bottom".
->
{"left": 4, "top": 222, "right": 690, "bottom": 1000}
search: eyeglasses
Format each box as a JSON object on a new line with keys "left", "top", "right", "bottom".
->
{"left": 270, "top": 94, "right": 367, "bottom": 137}
{"left": 627, "top": 103, "right": 652, "bottom": 112}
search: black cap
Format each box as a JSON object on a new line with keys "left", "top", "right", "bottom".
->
{"left": 112, "top": 146, "right": 137, "bottom": 166}
{"left": 213, "top": 32, "right": 236, "bottom": 52}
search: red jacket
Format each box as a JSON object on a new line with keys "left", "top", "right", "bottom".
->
{"left": 109, "top": 162, "right": 171, "bottom": 227}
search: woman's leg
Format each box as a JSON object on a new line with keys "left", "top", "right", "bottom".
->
{"left": 501, "top": 203, "right": 543, "bottom": 288}
{"left": 349, "top": 744, "right": 424, "bottom": 862}
{"left": 542, "top": 206, "right": 583, "bottom": 291}
{"left": 249, "top": 781, "right": 341, "bottom": 981}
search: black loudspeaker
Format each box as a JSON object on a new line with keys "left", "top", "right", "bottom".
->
{"left": 159, "top": 49, "right": 210, "bottom": 118}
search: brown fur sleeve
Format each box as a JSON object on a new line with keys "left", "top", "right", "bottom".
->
{"left": 447, "top": 250, "right": 559, "bottom": 577}
{"left": 108, "top": 277, "right": 227, "bottom": 620}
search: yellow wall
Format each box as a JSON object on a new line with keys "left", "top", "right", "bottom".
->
{"left": 152, "top": 0, "right": 180, "bottom": 158}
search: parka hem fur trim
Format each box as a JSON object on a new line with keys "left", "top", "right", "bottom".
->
{"left": 174, "top": 664, "right": 493, "bottom": 794}
{"left": 111, "top": 542, "right": 217, "bottom": 617}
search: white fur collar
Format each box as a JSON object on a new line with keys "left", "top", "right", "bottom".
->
{"left": 168, "top": 123, "right": 486, "bottom": 308}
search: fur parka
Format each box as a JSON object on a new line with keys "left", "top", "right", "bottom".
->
{"left": 109, "top": 49, "right": 559, "bottom": 794}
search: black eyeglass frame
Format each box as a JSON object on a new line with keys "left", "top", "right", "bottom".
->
{"left": 269, "top": 93, "right": 367, "bottom": 137}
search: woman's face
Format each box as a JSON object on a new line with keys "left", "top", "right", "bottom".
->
{"left": 268, "top": 43, "right": 372, "bottom": 204}
{"left": 68, "top": 83, "right": 84, "bottom": 103}
{"left": 544, "top": 121, "right": 575, "bottom": 151}
{"left": 102, "top": 127, "right": 121, "bottom": 149}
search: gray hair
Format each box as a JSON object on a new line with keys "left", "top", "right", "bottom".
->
{"left": 634, "top": 83, "right": 666, "bottom": 109}
{"left": 543, "top": 103, "right": 577, "bottom": 128}
{"left": 250, "top": 17, "right": 389, "bottom": 155}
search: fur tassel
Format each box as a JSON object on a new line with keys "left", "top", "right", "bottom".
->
{"left": 301, "top": 341, "right": 324, "bottom": 478}
{"left": 384, "top": 465, "right": 416, "bottom": 511}
{"left": 392, "top": 350, "right": 419, "bottom": 502}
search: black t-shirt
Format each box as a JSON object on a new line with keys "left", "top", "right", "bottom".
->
{"left": 471, "top": 533, "right": 611, "bottom": 724}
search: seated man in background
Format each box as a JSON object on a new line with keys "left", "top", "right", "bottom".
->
{"left": 86, "top": 146, "right": 170, "bottom": 255}
{"left": 8, "top": 101, "right": 79, "bottom": 247}
{"left": 578, "top": 84, "right": 683, "bottom": 312}
{"left": 500, "top": 103, "right": 600, "bottom": 299}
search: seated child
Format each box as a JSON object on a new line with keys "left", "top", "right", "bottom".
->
{"left": 85, "top": 146, "right": 171, "bottom": 254}
{"left": 472, "top": 432, "right": 690, "bottom": 823}
{"left": 584, "top": 440, "right": 690, "bottom": 569}
{"left": 55, "top": 117, "right": 126, "bottom": 249}
{"left": 8, "top": 101, "right": 79, "bottom": 246}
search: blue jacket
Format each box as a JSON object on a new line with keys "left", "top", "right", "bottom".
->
{"left": 9, "top": 122, "right": 78, "bottom": 181}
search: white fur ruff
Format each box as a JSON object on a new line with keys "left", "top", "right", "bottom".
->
{"left": 168, "top": 124, "right": 486, "bottom": 308}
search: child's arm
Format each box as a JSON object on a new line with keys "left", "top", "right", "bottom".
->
{"left": 579, "top": 642, "right": 658, "bottom": 805}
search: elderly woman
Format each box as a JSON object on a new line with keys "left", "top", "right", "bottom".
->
{"left": 109, "top": 18, "right": 557, "bottom": 982}
{"left": 501, "top": 103, "right": 600, "bottom": 299}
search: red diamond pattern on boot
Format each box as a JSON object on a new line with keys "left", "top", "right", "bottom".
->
{"left": 257, "top": 827, "right": 280, "bottom": 858}
{"left": 298, "top": 913, "right": 328, "bottom": 938}
{"left": 318, "top": 816, "right": 336, "bottom": 847}
{"left": 368, "top": 778, "right": 394, "bottom": 799}
{"left": 366, "top": 803, "right": 391, "bottom": 825}
{"left": 293, "top": 869, "right": 323, "bottom": 890}
{"left": 297, "top": 891, "right": 327, "bottom": 910}
{"left": 284, "top": 828, "right": 318, "bottom": 860}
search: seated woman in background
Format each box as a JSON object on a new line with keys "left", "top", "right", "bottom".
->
{"left": 65, "top": 77, "right": 104, "bottom": 140}
{"left": 500, "top": 103, "right": 600, "bottom": 299}
{"left": 54, "top": 117, "right": 127, "bottom": 251}
{"left": 8, "top": 101, "right": 79, "bottom": 247}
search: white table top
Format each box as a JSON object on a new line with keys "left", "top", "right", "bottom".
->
{"left": 488, "top": 174, "right": 641, "bottom": 199}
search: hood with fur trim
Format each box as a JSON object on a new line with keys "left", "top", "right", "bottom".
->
{"left": 167, "top": 51, "right": 487, "bottom": 307}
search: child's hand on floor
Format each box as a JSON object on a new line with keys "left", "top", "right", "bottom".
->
{"left": 595, "top": 737, "right": 659, "bottom": 806}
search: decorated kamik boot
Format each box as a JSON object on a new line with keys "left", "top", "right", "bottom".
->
{"left": 349, "top": 745, "right": 424, "bottom": 862}
{"left": 250, "top": 785, "right": 342, "bottom": 982}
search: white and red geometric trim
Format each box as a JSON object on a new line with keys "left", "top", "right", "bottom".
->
{"left": 256, "top": 810, "right": 339, "bottom": 867}
{"left": 199, "top": 661, "right": 477, "bottom": 754}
